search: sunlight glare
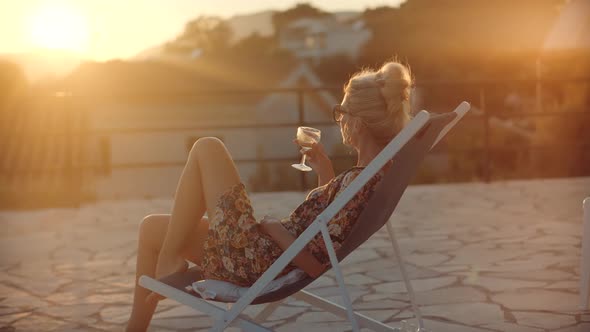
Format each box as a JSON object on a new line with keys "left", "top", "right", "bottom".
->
{"left": 28, "top": 5, "right": 89, "bottom": 53}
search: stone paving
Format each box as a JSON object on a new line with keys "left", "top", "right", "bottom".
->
{"left": 1, "top": 177, "right": 590, "bottom": 332}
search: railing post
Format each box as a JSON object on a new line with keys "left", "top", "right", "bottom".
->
{"left": 60, "top": 91, "right": 82, "bottom": 207}
{"left": 297, "top": 89, "right": 307, "bottom": 190}
{"left": 62, "top": 93, "right": 74, "bottom": 205}
{"left": 535, "top": 58, "right": 543, "bottom": 113}
{"left": 480, "top": 87, "right": 491, "bottom": 183}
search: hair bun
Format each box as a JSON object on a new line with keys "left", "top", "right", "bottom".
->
{"left": 377, "top": 62, "right": 412, "bottom": 108}
{"left": 342, "top": 60, "right": 413, "bottom": 146}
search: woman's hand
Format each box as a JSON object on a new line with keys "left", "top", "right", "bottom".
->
{"left": 293, "top": 140, "right": 335, "bottom": 186}
{"left": 259, "top": 215, "right": 325, "bottom": 278}
{"left": 259, "top": 215, "right": 279, "bottom": 234}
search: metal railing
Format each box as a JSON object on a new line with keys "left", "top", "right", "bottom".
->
{"left": 1, "top": 77, "right": 589, "bottom": 208}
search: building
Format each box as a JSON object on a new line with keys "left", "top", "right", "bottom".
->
{"left": 278, "top": 16, "right": 371, "bottom": 63}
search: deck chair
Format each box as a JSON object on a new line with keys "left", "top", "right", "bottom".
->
{"left": 140, "top": 101, "right": 471, "bottom": 331}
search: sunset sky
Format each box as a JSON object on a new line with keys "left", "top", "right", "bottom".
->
{"left": 0, "top": 0, "right": 405, "bottom": 61}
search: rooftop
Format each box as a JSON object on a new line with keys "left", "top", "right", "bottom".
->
{"left": 1, "top": 177, "right": 589, "bottom": 331}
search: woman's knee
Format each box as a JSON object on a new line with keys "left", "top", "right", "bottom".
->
{"left": 189, "top": 137, "right": 226, "bottom": 160}
{"left": 139, "top": 214, "right": 169, "bottom": 244}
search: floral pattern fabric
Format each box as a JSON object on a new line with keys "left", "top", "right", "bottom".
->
{"left": 198, "top": 167, "right": 384, "bottom": 286}
{"left": 198, "top": 183, "right": 295, "bottom": 286}
{"left": 281, "top": 167, "right": 384, "bottom": 266}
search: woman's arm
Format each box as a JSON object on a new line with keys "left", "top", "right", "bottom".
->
{"left": 316, "top": 157, "right": 335, "bottom": 187}
{"left": 259, "top": 216, "right": 325, "bottom": 278}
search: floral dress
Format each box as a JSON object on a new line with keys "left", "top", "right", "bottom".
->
{"left": 198, "top": 167, "right": 384, "bottom": 286}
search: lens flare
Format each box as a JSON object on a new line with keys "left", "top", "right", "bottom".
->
{"left": 28, "top": 5, "right": 89, "bottom": 53}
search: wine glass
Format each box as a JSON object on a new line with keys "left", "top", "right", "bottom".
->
{"left": 292, "top": 126, "right": 321, "bottom": 172}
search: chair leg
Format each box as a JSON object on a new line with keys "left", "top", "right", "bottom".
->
{"left": 580, "top": 197, "right": 590, "bottom": 309}
{"left": 320, "top": 224, "right": 361, "bottom": 332}
{"left": 292, "top": 291, "right": 400, "bottom": 331}
{"left": 385, "top": 220, "right": 424, "bottom": 330}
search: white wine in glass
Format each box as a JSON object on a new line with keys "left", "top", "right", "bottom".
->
{"left": 292, "top": 126, "right": 321, "bottom": 172}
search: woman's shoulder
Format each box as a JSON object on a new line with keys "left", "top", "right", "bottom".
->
{"left": 336, "top": 166, "right": 365, "bottom": 185}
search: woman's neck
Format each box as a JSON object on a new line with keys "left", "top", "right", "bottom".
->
{"left": 355, "top": 139, "right": 385, "bottom": 167}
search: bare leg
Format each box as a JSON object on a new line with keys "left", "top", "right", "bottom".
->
{"left": 156, "top": 137, "right": 241, "bottom": 279}
{"left": 127, "top": 137, "right": 242, "bottom": 331}
{"left": 126, "top": 214, "right": 208, "bottom": 332}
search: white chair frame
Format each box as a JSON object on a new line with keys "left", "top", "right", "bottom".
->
{"left": 140, "top": 102, "right": 471, "bottom": 331}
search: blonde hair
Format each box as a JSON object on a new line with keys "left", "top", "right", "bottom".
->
{"left": 343, "top": 60, "right": 412, "bottom": 146}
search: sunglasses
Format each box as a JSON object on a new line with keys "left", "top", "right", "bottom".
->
{"left": 332, "top": 104, "right": 350, "bottom": 123}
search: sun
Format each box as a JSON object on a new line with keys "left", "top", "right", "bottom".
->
{"left": 28, "top": 5, "right": 89, "bottom": 53}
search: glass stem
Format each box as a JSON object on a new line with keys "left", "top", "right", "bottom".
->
{"left": 300, "top": 154, "right": 307, "bottom": 165}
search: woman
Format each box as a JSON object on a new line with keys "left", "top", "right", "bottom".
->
{"left": 126, "top": 60, "right": 412, "bottom": 331}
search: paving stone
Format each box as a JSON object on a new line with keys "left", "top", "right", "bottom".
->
{"left": 407, "top": 240, "right": 463, "bottom": 253}
{"left": 11, "top": 313, "right": 73, "bottom": 332}
{"left": 341, "top": 248, "right": 380, "bottom": 265}
{"left": 361, "top": 293, "right": 396, "bottom": 302}
{"left": 343, "top": 273, "right": 380, "bottom": 286}
{"left": 491, "top": 289, "right": 578, "bottom": 311}
{"left": 552, "top": 323, "right": 590, "bottom": 332}
{"left": 374, "top": 276, "right": 457, "bottom": 294}
{"left": 462, "top": 276, "right": 546, "bottom": 292}
{"left": 0, "top": 307, "right": 25, "bottom": 316}
{"left": 153, "top": 304, "right": 208, "bottom": 319}
{"left": 0, "top": 232, "right": 62, "bottom": 265}
{"left": 446, "top": 247, "right": 524, "bottom": 266}
{"left": 99, "top": 305, "right": 132, "bottom": 325}
{"left": 420, "top": 303, "right": 504, "bottom": 326}
{"left": 36, "top": 303, "right": 103, "bottom": 325}
{"left": 52, "top": 247, "right": 91, "bottom": 262}
{"left": 429, "top": 265, "right": 469, "bottom": 273}
{"left": 389, "top": 310, "right": 415, "bottom": 321}
{"left": 400, "top": 318, "right": 492, "bottom": 332}
{"left": 481, "top": 322, "right": 543, "bottom": 332}
{"left": 404, "top": 253, "right": 450, "bottom": 267}
{"left": 0, "top": 284, "right": 50, "bottom": 310}
{"left": 354, "top": 299, "right": 407, "bottom": 310}
{"left": 99, "top": 274, "right": 135, "bottom": 289}
{"left": 0, "top": 312, "right": 31, "bottom": 325}
{"left": 485, "top": 270, "right": 575, "bottom": 281}
{"left": 513, "top": 311, "right": 577, "bottom": 329}
{"left": 307, "top": 275, "right": 335, "bottom": 289}
{"left": 413, "top": 286, "right": 486, "bottom": 306}
{"left": 84, "top": 292, "right": 134, "bottom": 305}
{"left": 266, "top": 305, "right": 309, "bottom": 321}
{"left": 357, "top": 309, "right": 395, "bottom": 322}
{"left": 1, "top": 274, "right": 72, "bottom": 297}
{"left": 151, "top": 316, "right": 213, "bottom": 329}
{"left": 276, "top": 319, "right": 354, "bottom": 332}
{"left": 527, "top": 235, "right": 579, "bottom": 245}
{"left": 364, "top": 265, "right": 441, "bottom": 282}
{"left": 308, "top": 285, "right": 368, "bottom": 302}
{"left": 295, "top": 311, "right": 344, "bottom": 323}
{"left": 547, "top": 281, "right": 579, "bottom": 290}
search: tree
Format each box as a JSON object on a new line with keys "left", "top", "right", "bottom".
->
{"left": 357, "top": 6, "right": 401, "bottom": 67}
{"left": 164, "top": 16, "right": 233, "bottom": 57}
{"left": 232, "top": 32, "right": 278, "bottom": 58}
